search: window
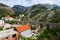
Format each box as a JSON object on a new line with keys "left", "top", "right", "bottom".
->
{"left": 6, "top": 37, "right": 8, "bottom": 39}
{"left": 40, "top": 23, "right": 43, "bottom": 27}
{"left": 12, "top": 34, "right": 16, "bottom": 38}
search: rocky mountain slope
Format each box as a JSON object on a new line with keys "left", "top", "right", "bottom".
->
{"left": 0, "top": 3, "right": 15, "bottom": 18}
{"left": 24, "top": 4, "right": 60, "bottom": 23}
{"left": 12, "top": 5, "right": 27, "bottom": 15}
{"left": 0, "top": 3, "right": 60, "bottom": 23}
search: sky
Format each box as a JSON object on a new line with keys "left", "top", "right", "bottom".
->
{"left": 0, "top": 0, "right": 60, "bottom": 7}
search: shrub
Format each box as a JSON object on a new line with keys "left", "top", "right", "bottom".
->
{"left": 5, "top": 20, "right": 16, "bottom": 24}
{"left": 0, "top": 27, "right": 3, "bottom": 31}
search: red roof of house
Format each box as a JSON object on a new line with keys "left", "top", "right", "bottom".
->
{"left": 6, "top": 15, "right": 12, "bottom": 18}
{"left": 15, "top": 24, "right": 30, "bottom": 33}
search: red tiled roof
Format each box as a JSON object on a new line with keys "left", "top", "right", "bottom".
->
{"left": 6, "top": 15, "right": 12, "bottom": 18}
{"left": 15, "top": 24, "right": 30, "bottom": 33}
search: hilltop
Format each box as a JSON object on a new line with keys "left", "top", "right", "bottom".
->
{"left": 0, "top": 3, "right": 15, "bottom": 18}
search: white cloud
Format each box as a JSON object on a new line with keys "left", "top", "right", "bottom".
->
{"left": 0, "top": 0, "right": 60, "bottom": 7}
{"left": 23, "top": 0, "right": 54, "bottom": 6}
{"left": 38, "top": 0, "right": 54, "bottom": 5}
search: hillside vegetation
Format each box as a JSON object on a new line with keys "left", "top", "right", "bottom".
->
{"left": 0, "top": 3, "right": 60, "bottom": 40}
{"left": 24, "top": 4, "right": 60, "bottom": 23}
{"left": 0, "top": 3, "right": 15, "bottom": 18}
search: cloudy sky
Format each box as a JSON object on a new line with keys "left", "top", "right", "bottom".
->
{"left": 0, "top": 0, "right": 60, "bottom": 7}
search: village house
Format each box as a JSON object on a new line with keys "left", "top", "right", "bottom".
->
{"left": 2, "top": 15, "right": 14, "bottom": 21}
{"left": 0, "top": 20, "right": 12, "bottom": 29}
{"left": 0, "top": 29, "right": 18, "bottom": 40}
{"left": 3, "top": 23, "right": 11, "bottom": 29}
{"left": 19, "top": 14, "right": 24, "bottom": 17}
{"left": 15, "top": 24, "right": 32, "bottom": 38}
{"left": 0, "top": 20, "right": 4, "bottom": 27}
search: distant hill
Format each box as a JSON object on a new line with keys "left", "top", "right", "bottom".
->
{"left": 0, "top": 3, "right": 15, "bottom": 17}
{"left": 12, "top": 5, "right": 28, "bottom": 15}
{"left": 0, "top": 3, "right": 9, "bottom": 7}
{"left": 24, "top": 4, "right": 60, "bottom": 23}
{"left": 0, "top": 3, "right": 60, "bottom": 23}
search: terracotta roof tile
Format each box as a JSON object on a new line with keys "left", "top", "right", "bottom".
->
{"left": 15, "top": 24, "right": 30, "bottom": 32}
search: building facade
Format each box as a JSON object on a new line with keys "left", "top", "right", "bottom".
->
{"left": 0, "top": 29, "right": 18, "bottom": 40}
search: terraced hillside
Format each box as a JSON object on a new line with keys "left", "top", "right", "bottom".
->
{"left": 24, "top": 4, "right": 60, "bottom": 23}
